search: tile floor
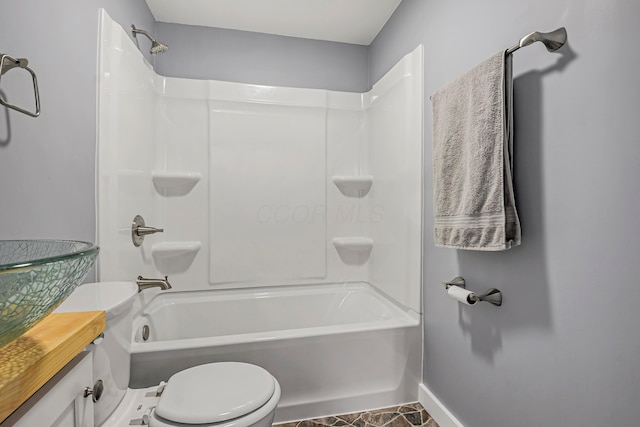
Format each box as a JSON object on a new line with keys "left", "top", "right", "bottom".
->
{"left": 275, "top": 402, "right": 439, "bottom": 427}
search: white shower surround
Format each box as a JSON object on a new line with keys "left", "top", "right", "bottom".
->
{"left": 97, "top": 8, "right": 423, "bottom": 420}
{"left": 97, "top": 9, "right": 423, "bottom": 314}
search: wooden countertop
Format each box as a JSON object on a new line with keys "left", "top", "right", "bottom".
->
{"left": 0, "top": 311, "right": 106, "bottom": 423}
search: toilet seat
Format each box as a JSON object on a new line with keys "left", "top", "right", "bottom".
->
{"left": 150, "top": 362, "right": 279, "bottom": 427}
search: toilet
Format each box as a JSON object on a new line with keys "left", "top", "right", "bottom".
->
{"left": 55, "top": 282, "right": 280, "bottom": 427}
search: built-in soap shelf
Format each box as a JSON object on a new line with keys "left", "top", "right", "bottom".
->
{"left": 151, "top": 241, "right": 201, "bottom": 275}
{"left": 332, "top": 237, "right": 373, "bottom": 251}
{"left": 332, "top": 237, "right": 373, "bottom": 265}
{"left": 332, "top": 175, "right": 373, "bottom": 197}
{"left": 151, "top": 171, "right": 201, "bottom": 196}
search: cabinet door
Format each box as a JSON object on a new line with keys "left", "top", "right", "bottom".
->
{"left": 2, "top": 351, "right": 94, "bottom": 427}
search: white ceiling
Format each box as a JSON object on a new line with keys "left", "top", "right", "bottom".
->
{"left": 144, "top": 0, "right": 402, "bottom": 45}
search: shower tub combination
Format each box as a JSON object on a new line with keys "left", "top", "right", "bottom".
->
{"left": 130, "top": 282, "right": 421, "bottom": 423}
{"left": 97, "top": 10, "right": 423, "bottom": 424}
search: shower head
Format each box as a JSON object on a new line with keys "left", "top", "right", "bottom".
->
{"left": 150, "top": 40, "right": 169, "bottom": 55}
{"left": 131, "top": 25, "right": 168, "bottom": 55}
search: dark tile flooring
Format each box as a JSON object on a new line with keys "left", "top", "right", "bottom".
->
{"left": 275, "top": 402, "right": 439, "bottom": 427}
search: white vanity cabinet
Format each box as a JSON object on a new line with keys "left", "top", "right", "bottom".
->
{"left": 1, "top": 351, "right": 94, "bottom": 427}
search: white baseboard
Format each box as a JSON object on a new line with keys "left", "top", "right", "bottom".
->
{"left": 418, "top": 383, "right": 464, "bottom": 427}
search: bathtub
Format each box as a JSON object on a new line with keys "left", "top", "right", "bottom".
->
{"left": 130, "top": 282, "right": 421, "bottom": 422}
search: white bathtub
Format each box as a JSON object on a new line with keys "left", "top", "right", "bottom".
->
{"left": 130, "top": 282, "right": 421, "bottom": 422}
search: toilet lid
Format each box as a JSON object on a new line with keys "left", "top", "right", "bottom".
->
{"left": 154, "top": 362, "right": 276, "bottom": 425}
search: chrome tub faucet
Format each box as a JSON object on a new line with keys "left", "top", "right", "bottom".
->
{"left": 136, "top": 276, "right": 172, "bottom": 292}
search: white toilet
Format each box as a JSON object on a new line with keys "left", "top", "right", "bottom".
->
{"left": 55, "top": 282, "right": 280, "bottom": 427}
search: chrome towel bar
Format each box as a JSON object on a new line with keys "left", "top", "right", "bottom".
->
{"left": 506, "top": 27, "right": 567, "bottom": 55}
{"left": 0, "top": 53, "right": 41, "bottom": 117}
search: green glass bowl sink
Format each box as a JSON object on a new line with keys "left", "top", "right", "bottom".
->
{"left": 0, "top": 240, "right": 99, "bottom": 348}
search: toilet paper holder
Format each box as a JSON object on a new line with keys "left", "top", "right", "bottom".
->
{"left": 443, "top": 277, "right": 502, "bottom": 306}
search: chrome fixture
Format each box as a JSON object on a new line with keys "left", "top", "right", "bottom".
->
{"left": 131, "top": 215, "right": 164, "bottom": 247}
{"left": 84, "top": 379, "right": 104, "bottom": 403}
{"left": 506, "top": 27, "right": 567, "bottom": 55}
{"left": 141, "top": 324, "right": 150, "bottom": 341}
{"left": 0, "top": 53, "right": 40, "bottom": 117}
{"left": 131, "top": 25, "right": 168, "bottom": 55}
{"left": 136, "top": 275, "right": 172, "bottom": 292}
{"left": 443, "top": 276, "right": 502, "bottom": 306}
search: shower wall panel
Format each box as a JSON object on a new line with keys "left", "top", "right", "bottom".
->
{"left": 98, "top": 11, "right": 423, "bottom": 313}
{"left": 368, "top": 48, "right": 423, "bottom": 310}
{"left": 209, "top": 100, "right": 327, "bottom": 283}
{"left": 155, "top": 91, "right": 210, "bottom": 280}
{"left": 97, "top": 10, "right": 160, "bottom": 281}
{"left": 326, "top": 97, "right": 370, "bottom": 282}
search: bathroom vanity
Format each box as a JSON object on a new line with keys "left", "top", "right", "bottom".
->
{"left": 0, "top": 311, "right": 106, "bottom": 426}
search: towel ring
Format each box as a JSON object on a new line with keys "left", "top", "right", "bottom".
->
{"left": 0, "top": 54, "right": 41, "bottom": 118}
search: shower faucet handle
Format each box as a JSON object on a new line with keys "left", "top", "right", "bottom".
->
{"left": 132, "top": 214, "right": 164, "bottom": 247}
{"left": 135, "top": 225, "right": 164, "bottom": 236}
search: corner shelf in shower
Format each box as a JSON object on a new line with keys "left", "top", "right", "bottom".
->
{"left": 151, "top": 171, "right": 201, "bottom": 196}
{"left": 332, "top": 237, "right": 374, "bottom": 251}
{"left": 151, "top": 241, "right": 201, "bottom": 275}
{"left": 332, "top": 175, "right": 373, "bottom": 197}
{"left": 332, "top": 237, "right": 373, "bottom": 265}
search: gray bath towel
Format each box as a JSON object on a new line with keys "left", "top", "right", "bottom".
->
{"left": 430, "top": 51, "right": 521, "bottom": 251}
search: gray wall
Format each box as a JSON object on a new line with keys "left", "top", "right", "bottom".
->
{"left": 370, "top": 1, "right": 640, "bottom": 426}
{"left": 0, "top": 1, "right": 154, "bottom": 279}
{"left": 4, "top": 1, "right": 639, "bottom": 425}
{"left": 154, "top": 22, "right": 369, "bottom": 92}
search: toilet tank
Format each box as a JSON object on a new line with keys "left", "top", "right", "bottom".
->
{"left": 55, "top": 281, "right": 138, "bottom": 426}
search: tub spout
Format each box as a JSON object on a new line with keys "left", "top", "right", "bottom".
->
{"left": 137, "top": 275, "right": 172, "bottom": 292}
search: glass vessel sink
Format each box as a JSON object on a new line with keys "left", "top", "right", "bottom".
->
{"left": 0, "top": 240, "right": 99, "bottom": 348}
